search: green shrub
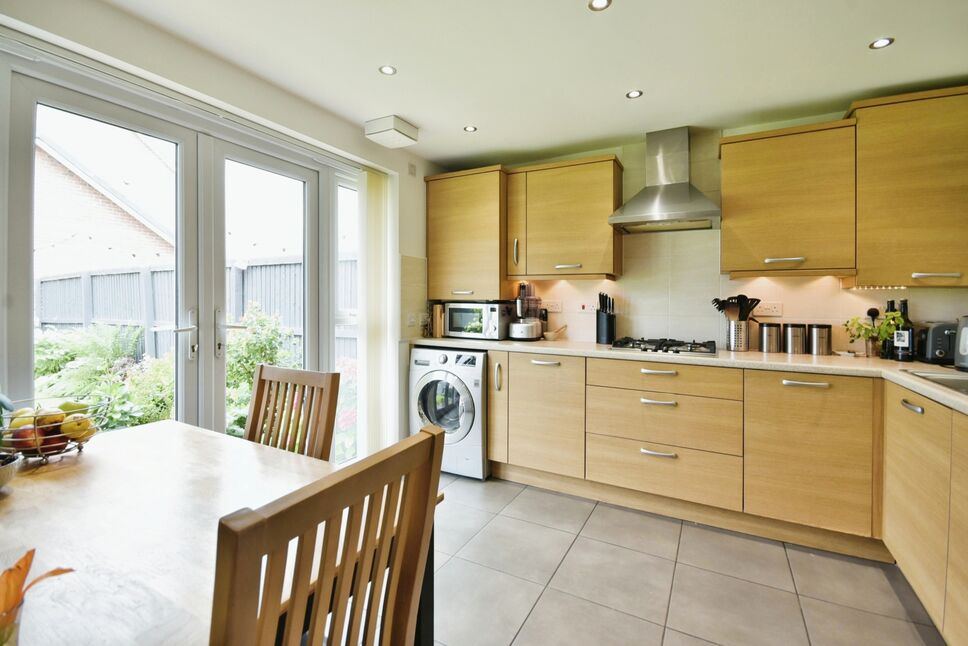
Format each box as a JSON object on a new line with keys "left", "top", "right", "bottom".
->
{"left": 126, "top": 355, "right": 175, "bottom": 425}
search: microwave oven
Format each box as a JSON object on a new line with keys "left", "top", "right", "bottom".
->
{"left": 444, "top": 302, "right": 512, "bottom": 340}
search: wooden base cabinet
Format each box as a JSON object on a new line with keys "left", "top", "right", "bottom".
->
{"left": 486, "top": 351, "right": 509, "bottom": 463}
{"left": 744, "top": 371, "right": 874, "bottom": 536}
{"left": 508, "top": 353, "right": 585, "bottom": 478}
{"left": 883, "top": 383, "right": 952, "bottom": 627}
{"left": 944, "top": 412, "right": 968, "bottom": 644}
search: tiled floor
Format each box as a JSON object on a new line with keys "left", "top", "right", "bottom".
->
{"left": 432, "top": 476, "right": 944, "bottom": 646}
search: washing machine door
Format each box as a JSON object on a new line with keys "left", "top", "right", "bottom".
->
{"left": 414, "top": 370, "right": 476, "bottom": 445}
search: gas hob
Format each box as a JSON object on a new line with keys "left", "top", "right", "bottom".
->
{"left": 611, "top": 337, "right": 718, "bottom": 356}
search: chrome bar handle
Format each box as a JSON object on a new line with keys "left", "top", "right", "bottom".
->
{"left": 782, "top": 379, "right": 830, "bottom": 388}
{"left": 640, "top": 368, "right": 678, "bottom": 376}
{"left": 451, "top": 290, "right": 474, "bottom": 295}
{"left": 513, "top": 238, "right": 519, "bottom": 266}
{"left": 158, "top": 308, "right": 198, "bottom": 360}
{"left": 911, "top": 272, "right": 962, "bottom": 279}
{"left": 640, "top": 397, "right": 678, "bottom": 406}
{"left": 901, "top": 399, "right": 925, "bottom": 415}
{"left": 531, "top": 359, "right": 561, "bottom": 367}
{"left": 640, "top": 447, "right": 678, "bottom": 459}
{"left": 764, "top": 256, "right": 806, "bottom": 264}
{"left": 554, "top": 263, "right": 583, "bottom": 270}
{"left": 494, "top": 362, "right": 502, "bottom": 391}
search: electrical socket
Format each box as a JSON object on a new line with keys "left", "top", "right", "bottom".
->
{"left": 576, "top": 302, "right": 599, "bottom": 313}
{"left": 755, "top": 302, "right": 783, "bottom": 317}
{"left": 544, "top": 300, "right": 562, "bottom": 313}
{"left": 407, "top": 312, "right": 418, "bottom": 327}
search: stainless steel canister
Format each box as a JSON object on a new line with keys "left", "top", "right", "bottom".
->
{"left": 808, "top": 324, "right": 833, "bottom": 356}
{"left": 728, "top": 320, "right": 749, "bottom": 352}
{"left": 784, "top": 323, "right": 807, "bottom": 354}
{"left": 759, "top": 322, "right": 782, "bottom": 353}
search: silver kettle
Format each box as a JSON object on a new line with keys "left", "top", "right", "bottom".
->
{"left": 956, "top": 315, "right": 968, "bottom": 372}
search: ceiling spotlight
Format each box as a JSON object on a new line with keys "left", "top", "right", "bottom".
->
{"left": 869, "top": 37, "right": 894, "bottom": 50}
{"left": 463, "top": 125, "right": 478, "bottom": 132}
{"left": 625, "top": 89, "right": 643, "bottom": 99}
{"left": 378, "top": 65, "right": 397, "bottom": 75}
{"left": 588, "top": 0, "right": 611, "bottom": 10}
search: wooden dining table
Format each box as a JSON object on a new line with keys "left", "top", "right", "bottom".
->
{"left": 0, "top": 420, "right": 436, "bottom": 645}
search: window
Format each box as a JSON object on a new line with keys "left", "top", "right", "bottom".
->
{"left": 333, "top": 182, "right": 362, "bottom": 462}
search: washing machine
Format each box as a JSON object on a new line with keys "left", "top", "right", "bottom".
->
{"left": 409, "top": 347, "right": 488, "bottom": 480}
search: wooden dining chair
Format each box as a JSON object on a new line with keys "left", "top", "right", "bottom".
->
{"left": 210, "top": 425, "right": 445, "bottom": 646}
{"left": 244, "top": 364, "right": 340, "bottom": 461}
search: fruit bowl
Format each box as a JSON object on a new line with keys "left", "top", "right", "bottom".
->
{"left": 0, "top": 453, "right": 20, "bottom": 488}
{"left": 0, "top": 398, "right": 110, "bottom": 462}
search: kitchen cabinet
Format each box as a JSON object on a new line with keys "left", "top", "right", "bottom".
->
{"left": 945, "top": 412, "right": 968, "bottom": 645}
{"left": 506, "top": 172, "right": 527, "bottom": 277}
{"left": 486, "top": 351, "right": 509, "bottom": 463}
{"left": 426, "top": 166, "right": 512, "bottom": 301}
{"left": 586, "top": 358, "right": 743, "bottom": 401}
{"left": 744, "top": 371, "right": 873, "bottom": 536}
{"left": 883, "top": 382, "right": 952, "bottom": 626}
{"left": 719, "top": 121, "right": 856, "bottom": 276}
{"left": 517, "top": 156, "right": 623, "bottom": 278}
{"left": 853, "top": 88, "right": 968, "bottom": 286}
{"left": 508, "top": 353, "right": 585, "bottom": 478}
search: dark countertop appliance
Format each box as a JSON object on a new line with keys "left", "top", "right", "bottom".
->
{"left": 917, "top": 321, "right": 958, "bottom": 365}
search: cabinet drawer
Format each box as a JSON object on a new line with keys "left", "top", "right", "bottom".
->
{"left": 586, "top": 386, "right": 743, "bottom": 456}
{"left": 586, "top": 358, "right": 743, "bottom": 401}
{"left": 586, "top": 433, "right": 743, "bottom": 511}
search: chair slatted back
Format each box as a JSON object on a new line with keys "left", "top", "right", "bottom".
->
{"left": 210, "top": 426, "right": 444, "bottom": 646}
{"left": 245, "top": 364, "right": 340, "bottom": 460}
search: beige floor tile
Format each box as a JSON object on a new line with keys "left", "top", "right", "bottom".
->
{"left": 786, "top": 545, "right": 932, "bottom": 624}
{"left": 434, "top": 499, "right": 494, "bottom": 555}
{"left": 666, "top": 564, "right": 808, "bottom": 646}
{"left": 677, "top": 523, "right": 794, "bottom": 591}
{"left": 434, "top": 557, "right": 542, "bottom": 646}
{"left": 457, "top": 515, "right": 575, "bottom": 584}
{"left": 580, "top": 503, "right": 682, "bottom": 560}
{"left": 549, "top": 537, "right": 675, "bottom": 624}
{"left": 500, "top": 487, "right": 595, "bottom": 533}
{"left": 800, "top": 597, "right": 945, "bottom": 646}
{"left": 438, "top": 473, "right": 457, "bottom": 491}
{"left": 444, "top": 477, "right": 525, "bottom": 513}
{"left": 434, "top": 550, "right": 450, "bottom": 573}
{"left": 513, "top": 589, "right": 663, "bottom": 646}
{"left": 662, "top": 630, "right": 720, "bottom": 646}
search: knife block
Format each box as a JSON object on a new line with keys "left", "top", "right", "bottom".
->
{"left": 596, "top": 312, "right": 616, "bottom": 345}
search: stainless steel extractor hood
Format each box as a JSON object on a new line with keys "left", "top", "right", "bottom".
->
{"left": 608, "top": 127, "right": 721, "bottom": 233}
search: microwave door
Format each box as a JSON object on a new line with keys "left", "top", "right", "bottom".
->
{"left": 448, "top": 307, "right": 485, "bottom": 338}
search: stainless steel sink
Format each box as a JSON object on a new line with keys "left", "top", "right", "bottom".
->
{"left": 901, "top": 369, "right": 968, "bottom": 396}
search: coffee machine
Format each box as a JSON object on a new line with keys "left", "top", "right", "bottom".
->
{"left": 509, "top": 282, "right": 543, "bottom": 341}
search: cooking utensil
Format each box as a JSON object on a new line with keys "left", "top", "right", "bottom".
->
{"left": 544, "top": 324, "right": 568, "bottom": 341}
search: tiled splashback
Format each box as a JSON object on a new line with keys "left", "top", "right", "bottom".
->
{"left": 533, "top": 229, "right": 967, "bottom": 352}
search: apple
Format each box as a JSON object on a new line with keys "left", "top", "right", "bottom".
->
{"left": 58, "top": 400, "right": 90, "bottom": 415}
{"left": 7, "top": 408, "right": 36, "bottom": 430}
{"left": 5, "top": 426, "right": 42, "bottom": 455}
{"left": 39, "top": 426, "right": 68, "bottom": 454}
{"left": 61, "top": 413, "right": 96, "bottom": 442}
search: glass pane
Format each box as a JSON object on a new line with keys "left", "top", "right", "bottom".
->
{"left": 417, "top": 381, "right": 462, "bottom": 433}
{"left": 32, "top": 104, "right": 178, "bottom": 432}
{"left": 333, "top": 185, "right": 359, "bottom": 463}
{"left": 223, "top": 159, "right": 305, "bottom": 436}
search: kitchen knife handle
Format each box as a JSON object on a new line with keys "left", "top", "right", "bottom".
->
{"left": 513, "top": 238, "right": 519, "bottom": 266}
{"left": 911, "top": 272, "right": 962, "bottom": 279}
{"left": 900, "top": 399, "right": 925, "bottom": 415}
{"left": 531, "top": 359, "right": 561, "bottom": 367}
{"left": 781, "top": 379, "right": 830, "bottom": 388}
{"left": 640, "top": 368, "right": 678, "bottom": 376}
{"left": 763, "top": 256, "right": 806, "bottom": 264}
{"left": 451, "top": 290, "right": 474, "bottom": 295}
{"left": 640, "top": 397, "right": 678, "bottom": 406}
{"left": 494, "top": 362, "right": 502, "bottom": 391}
{"left": 640, "top": 447, "right": 678, "bottom": 459}
{"left": 554, "top": 263, "right": 583, "bottom": 270}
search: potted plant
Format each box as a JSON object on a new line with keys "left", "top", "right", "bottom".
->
{"left": 1, "top": 550, "right": 72, "bottom": 645}
{"left": 844, "top": 308, "right": 903, "bottom": 358}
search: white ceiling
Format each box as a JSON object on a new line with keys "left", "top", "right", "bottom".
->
{"left": 99, "top": 0, "right": 968, "bottom": 169}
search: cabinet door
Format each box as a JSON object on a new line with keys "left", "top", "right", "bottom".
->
{"left": 486, "top": 351, "right": 509, "bottom": 463}
{"left": 526, "top": 160, "right": 621, "bottom": 276}
{"left": 427, "top": 170, "right": 506, "bottom": 300}
{"left": 945, "top": 412, "right": 968, "bottom": 644}
{"left": 744, "top": 371, "right": 873, "bottom": 535}
{"left": 508, "top": 353, "right": 585, "bottom": 478}
{"left": 856, "top": 93, "right": 968, "bottom": 286}
{"left": 883, "top": 382, "right": 951, "bottom": 626}
{"left": 721, "top": 125, "right": 855, "bottom": 272}
{"left": 506, "top": 173, "right": 527, "bottom": 277}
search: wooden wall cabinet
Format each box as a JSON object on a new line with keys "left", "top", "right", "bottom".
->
{"left": 883, "top": 382, "right": 952, "bottom": 626}
{"left": 853, "top": 89, "right": 968, "bottom": 286}
{"left": 506, "top": 173, "right": 527, "bottom": 277}
{"left": 426, "top": 166, "right": 512, "bottom": 301}
{"left": 508, "top": 353, "right": 585, "bottom": 478}
{"left": 720, "top": 121, "right": 856, "bottom": 277}
{"left": 744, "top": 371, "right": 873, "bottom": 536}
{"left": 486, "top": 351, "right": 509, "bottom": 463}
{"left": 945, "top": 412, "right": 968, "bottom": 645}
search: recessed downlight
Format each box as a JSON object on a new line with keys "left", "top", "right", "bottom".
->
{"left": 588, "top": 0, "right": 611, "bottom": 11}
{"left": 625, "top": 89, "right": 643, "bottom": 99}
{"left": 869, "top": 37, "right": 895, "bottom": 49}
{"left": 378, "top": 65, "right": 397, "bottom": 75}
{"left": 463, "top": 125, "right": 478, "bottom": 133}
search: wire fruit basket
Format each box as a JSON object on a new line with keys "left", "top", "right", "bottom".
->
{"left": 0, "top": 399, "right": 110, "bottom": 462}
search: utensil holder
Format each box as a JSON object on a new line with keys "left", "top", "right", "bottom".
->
{"left": 727, "top": 320, "right": 749, "bottom": 352}
{"left": 596, "top": 311, "right": 616, "bottom": 345}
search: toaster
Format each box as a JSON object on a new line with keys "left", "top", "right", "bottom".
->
{"left": 917, "top": 321, "right": 958, "bottom": 365}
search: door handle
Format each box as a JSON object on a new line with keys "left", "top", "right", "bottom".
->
{"left": 900, "top": 399, "right": 925, "bottom": 415}
{"left": 530, "top": 359, "right": 560, "bottom": 367}
{"left": 451, "top": 290, "right": 474, "bottom": 295}
{"left": 513, "top": 238, "right": 519, "bottom": 266}
{"left": 153, "top": 308, "right": 197, "bottom": 361}
{"left": 554, "top": 263, "right": 582, "bottom": 270}
{"left": 640, "top": 368, "right": 677, "bottom": 376}
{"left": 213, "top": 306, "right": 245, "bottom": 358}
{"left": 763, "top": 256, "right": 806, "bottom": 264}
{"left": 640, "top": 397, "right": 677, "bottom": 406}
{"left": 911, "top": 272, "right": 962, "bottom": 279}
{"left": 640, "top": 447, "right": 678, "bottom": 459}
{"left": 494, "top": 362, "right": 502, "bottom": 391}
{"left": 781, "top": 379, "right": 830, "bottom": 388}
